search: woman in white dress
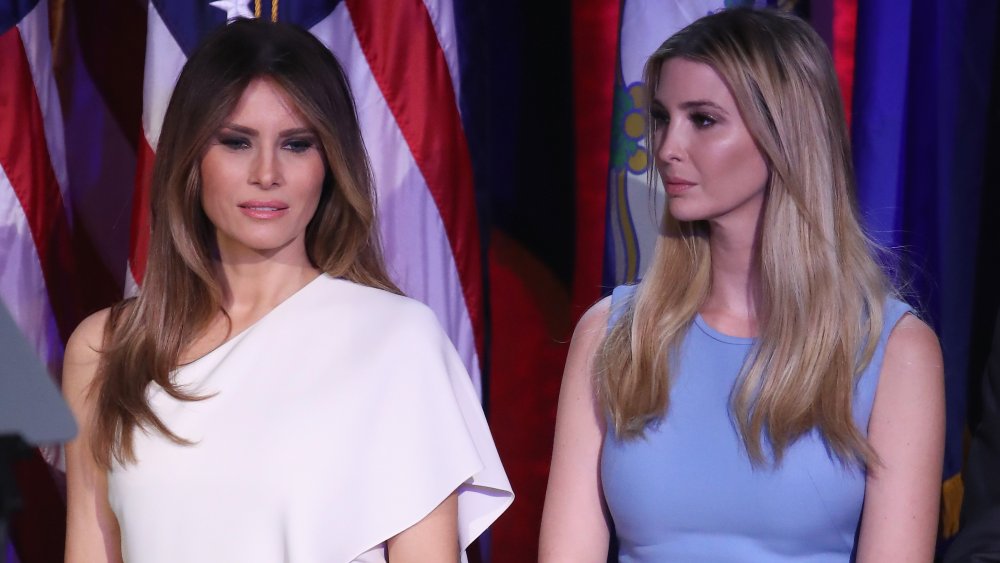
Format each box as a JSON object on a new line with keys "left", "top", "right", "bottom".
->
{"left": 63, "top": 18, "right": 512, "bottom": 563}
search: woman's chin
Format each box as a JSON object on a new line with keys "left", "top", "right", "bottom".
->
{"left": 666, "top": 202, "right": 706, "bottom": 224}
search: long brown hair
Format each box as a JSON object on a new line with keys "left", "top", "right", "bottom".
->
{"left": 597, "top": 8, "right": 894, "bottom": 467}
{"left": 92, "top": 19, "right": 400, "bottom": 468}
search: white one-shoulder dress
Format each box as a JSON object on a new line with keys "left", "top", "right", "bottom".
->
{"left": 107, "top": 275, "right": 514, "bottom": 562}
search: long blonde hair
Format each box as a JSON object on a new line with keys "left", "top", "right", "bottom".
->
{"left": 92, "top": 19, "right": 400, "bottom": 468}
{"left": 597, "top": 8, "right": 893, "bottom": 467}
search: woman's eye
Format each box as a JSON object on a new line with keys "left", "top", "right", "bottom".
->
{"left": 284, "top": 139, "right": 315, "bottom": 153}
{"left": 219, "top": 136, "right": 250, "bottom": 150}
{"left": 691, "top": 113, "right": 716, "bottom": 129}
{"left": 650, "top": 110, "right": 670, "bottom": 128}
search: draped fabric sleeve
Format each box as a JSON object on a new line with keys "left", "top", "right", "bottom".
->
{"left": 319, "top": 282, "right": 514, "bottom": 560}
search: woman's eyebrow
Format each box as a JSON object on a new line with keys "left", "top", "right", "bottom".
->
{"left": 217, "top": 124, "right": 314, "bottom": 137}
{"left": 279, "top": 127, "right": 314, "bottom": 136}
{"left": 218, "top": 123, "right": 256, "bottom": 135}
{"left": 678, "top": 99, "right": 728, "bottom": 114}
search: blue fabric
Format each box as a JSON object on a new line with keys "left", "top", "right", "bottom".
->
{"left": 601, "top": 285, "right": 912, "bottom": 562}
{"left": 852, "top": 0, "right": 999, "bottom": 486}
{"left": 0, "top": 0, "right": 40, "bottom": 36}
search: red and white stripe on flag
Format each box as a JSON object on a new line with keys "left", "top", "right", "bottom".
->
{"left": 129, "top": 1, "right": 485, "bottom": 395}
{"left": 0, "top": 0, "right": 73, "bottom": 376}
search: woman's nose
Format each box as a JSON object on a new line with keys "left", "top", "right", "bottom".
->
{"left": 249, "top": 149, "right": 283, "bottom": 188}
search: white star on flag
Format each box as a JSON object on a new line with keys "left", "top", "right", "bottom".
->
{"left": 209, "top": 0, "right": 254, "bottom": 20}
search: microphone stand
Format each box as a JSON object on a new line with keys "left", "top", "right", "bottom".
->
{"left": 0, "top": 303, "right": 77, "bottom": 562}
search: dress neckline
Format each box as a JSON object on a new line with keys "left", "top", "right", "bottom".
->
{"left": 693, "top": 313, "right": 755, "bottom": 346}
{"left": 176, "top": 273, "right": 330, "bottom": 368}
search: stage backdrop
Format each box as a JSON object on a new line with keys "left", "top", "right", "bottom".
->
{"left": 3, "top": 1, "right": 999, "bottom": 562}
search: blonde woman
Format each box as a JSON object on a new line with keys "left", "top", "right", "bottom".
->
{"left": 63, "top": 19, "right": 511, "bottom": 563}
{"left": 540, "top": 8, "right": 943, "bottom": 562}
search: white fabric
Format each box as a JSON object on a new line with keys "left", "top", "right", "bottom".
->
{"left": 142, "top": 3, "right": 186, "bottom": 148}
{"left": 107, "top": 275, "right": 513, "bottom": 562}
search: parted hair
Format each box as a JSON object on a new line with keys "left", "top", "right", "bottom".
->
{"left": 596, "top": 8, "right": 894, "bottom": 467}
{"left": 92, "top": 19, "right": 400, "bottom": 468}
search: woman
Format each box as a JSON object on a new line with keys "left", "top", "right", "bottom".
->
{"left": 540, "top": 8, "right": 943, "bottom": 562}
{"left": 63, "top": 19, "right": 512, "bottom": 563}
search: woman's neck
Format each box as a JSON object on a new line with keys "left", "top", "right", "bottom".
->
{"left": 701, "top": 217, "right": 760, "bottom": 337}
{"left": 215, "top": 259, "right": 322, "bottom": 323}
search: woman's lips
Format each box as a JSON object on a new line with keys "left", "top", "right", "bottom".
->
{"left": 664, "top": 177, "right": 695, "bottom": 196}
{"left": 238, "top": 200, "right": 289, "bottom": 219}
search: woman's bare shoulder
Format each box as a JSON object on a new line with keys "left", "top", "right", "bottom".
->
{"left": 573, "top": 296, "right": 613, "bottom": 343}
{"left": 63, "top": 307, "right": 115, "bottom": 394}
{"left": 66, "top": 308, "right": 112, "bottom": 359}
{"left": 882, "top": 312, "right": 942, "bottom": 384}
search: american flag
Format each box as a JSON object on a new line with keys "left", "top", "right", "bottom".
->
{"left": 1, "top": 0, "right": 74, "bottom": 381}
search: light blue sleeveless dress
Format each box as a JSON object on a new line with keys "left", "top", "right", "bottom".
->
{"left": 601, "top": 285, "right": 912, "bottom": 562}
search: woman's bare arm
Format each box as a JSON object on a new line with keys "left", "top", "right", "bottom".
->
{"left": 386, "top": 491, "right": 459, "bottom": 562}
{"left": 64, "top": 309, "right": 123, "bottom": 563}
{"left": 539, "top": 298, "right": 613, "bottom": 562}
{"left": 855, "top": 314, "right": 945, "bottom": 562}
